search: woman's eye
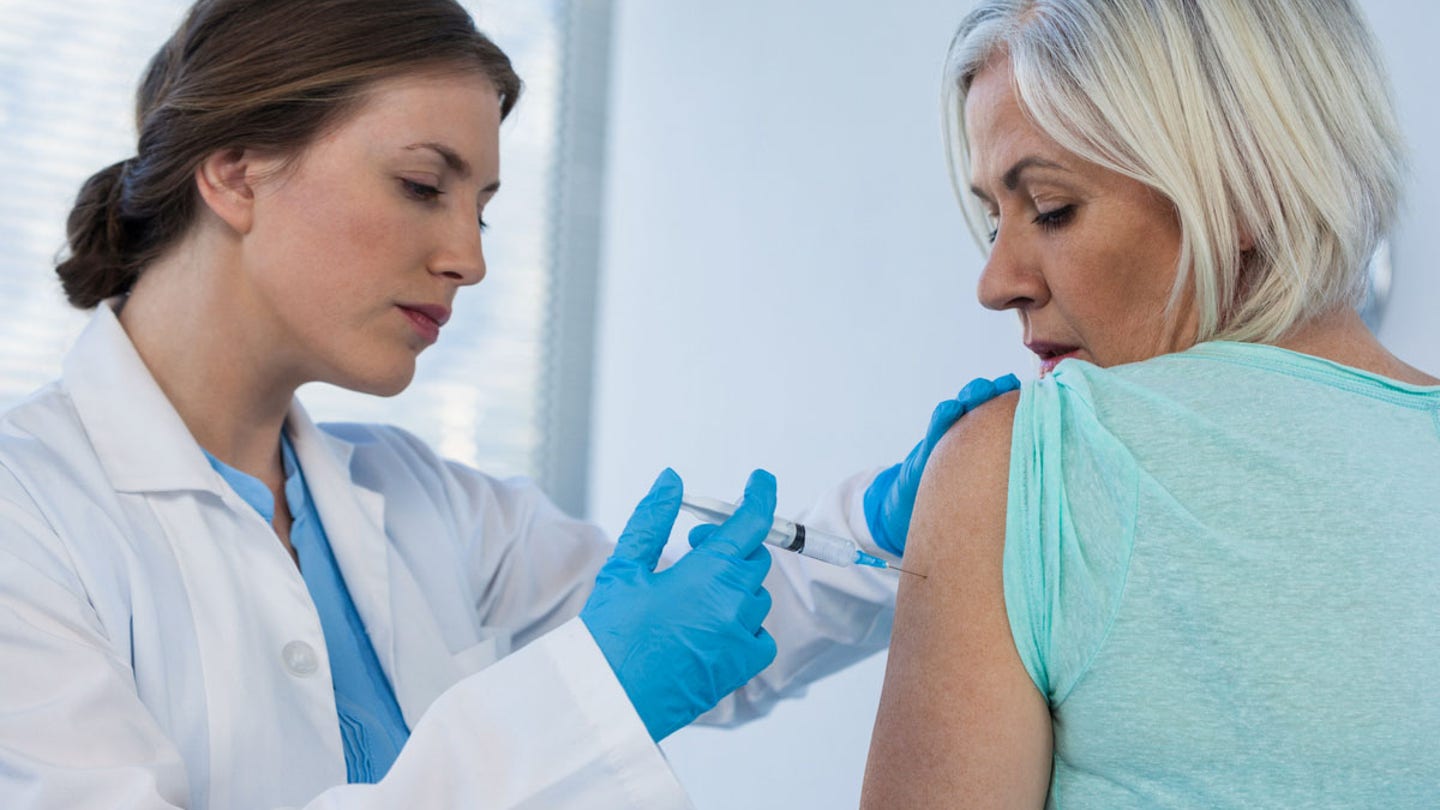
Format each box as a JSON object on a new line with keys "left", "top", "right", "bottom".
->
{"left": 1034, "top": 204, "right": 1075, "bottom": 230}
{"left": 478, "top": 217, "right": 489, "bottom": 233}
{"left": 402, "top": 179, "right": 443, "bottom": 201}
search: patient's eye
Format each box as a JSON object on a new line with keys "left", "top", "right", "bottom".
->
{"left": 1034, "top": 205, "right": 1075, "bottom": 231}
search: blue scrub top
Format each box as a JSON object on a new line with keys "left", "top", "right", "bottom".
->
{"left": 204, "top": 435, "right": 410, "bottom": 783}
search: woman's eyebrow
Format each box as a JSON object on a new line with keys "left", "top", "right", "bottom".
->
{"left": 403, "top": 141, "right": 501, "bottom": 192}
{"left": 404, "top": 141, "right": 471, "bottom": 177}
{"left": 1002, "top": 156, "right": 1066, "bottom": 189}
{"left": 970, "top": 156, "right": 1069, "bottom": 200}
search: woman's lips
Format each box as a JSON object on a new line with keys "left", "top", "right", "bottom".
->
{"left": 1037, "top": 350, "right": 1079, "bottom": 377}
{"left": 1026, "top": 342, "right": 1081, "bottom": 377}
{"left": 398, "top": 305, "right": 446, "bottom": 344}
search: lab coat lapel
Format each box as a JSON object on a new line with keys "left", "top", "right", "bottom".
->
{"left": 285, "top": 403, "right": 464, "bottom": 728}
{"left": 62, "top": 303, "right": 350, "bottom": 788}
{"left": 65, "top": 303, "right": 465, "bottom": 730}
{"left": 63, "top": 300, "right": 223, "bottom": 494}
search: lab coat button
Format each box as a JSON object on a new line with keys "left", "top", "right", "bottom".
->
{"left": 282, "top": 641, "right": 319, "bottom": 676}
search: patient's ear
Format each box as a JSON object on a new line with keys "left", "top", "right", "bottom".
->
{"left": 193, "top": 147, "right": 272, "bottom": 236}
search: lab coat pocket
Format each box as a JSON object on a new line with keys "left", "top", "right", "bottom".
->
{"left": 451, "top": 630, "right": 512, "bottom": 677}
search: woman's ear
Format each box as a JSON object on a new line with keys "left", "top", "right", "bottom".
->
{"left": 194, "top": 147, "right": 266, "bottom": 235}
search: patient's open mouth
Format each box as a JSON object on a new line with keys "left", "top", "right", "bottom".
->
{"left": 1027, "top": 342, "right": 1081, "bottom": 377}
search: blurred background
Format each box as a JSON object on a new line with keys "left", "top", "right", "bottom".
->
{"left": 2, "top": 1, "right": 1435, "bottom": 807}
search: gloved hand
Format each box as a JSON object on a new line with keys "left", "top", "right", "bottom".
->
{"left": 580, "top": 468, "right": 778, "bottom": 742}
{"left": 863, "top": 374, "right": 1021, "bottom": 555}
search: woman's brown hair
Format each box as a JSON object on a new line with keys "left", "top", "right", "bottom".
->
{"left": 57, "top": 0, "right": 522, "bottom": 309}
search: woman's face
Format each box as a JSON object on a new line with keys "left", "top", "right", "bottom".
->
{"left": 964, "top": 57, "right": 1195, "bottom": 376}
{"left": 243, "top": 69, "right": 501, "bottom": 396}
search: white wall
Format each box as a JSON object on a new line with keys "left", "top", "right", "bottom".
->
{"left": 1364, "top": 0, "right": 1440, "bottom": 360}
{"left": 588, "top": 2, "right": 1440, "bottom": 808}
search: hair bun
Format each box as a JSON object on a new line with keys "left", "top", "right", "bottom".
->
{"left": 56, "top": 159, "right": 138, "bottom": 309}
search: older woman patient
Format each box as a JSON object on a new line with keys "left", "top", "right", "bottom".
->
{"left": 862, "top": 0, "right": 1439, "bottom": 806}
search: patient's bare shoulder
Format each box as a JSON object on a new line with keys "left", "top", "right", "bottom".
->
{"left": 908, "top": 390, "right": 1019, "bottom": 570}
{"left": 860, "top": 390, "right": 1050, "bottom": 809}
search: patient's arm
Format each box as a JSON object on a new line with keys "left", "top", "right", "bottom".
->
{"left": 859, "top": 392, "right": 1051, "bottom": 808}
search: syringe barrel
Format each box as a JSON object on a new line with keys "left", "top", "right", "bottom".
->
{"left": 769, "top": 519, "right": 858, "bottom": 567}
{"left": 764, "top": 522, "right": 804, "bottom": 552}
{"left": 681, "top": 494, "right": 859, "bottom": 568}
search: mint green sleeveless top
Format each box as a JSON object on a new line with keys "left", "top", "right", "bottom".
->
{"left": 1005, "top": 342, "right": 1440, "bottom": 808}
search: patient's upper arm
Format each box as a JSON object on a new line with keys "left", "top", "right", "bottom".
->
{"left": 860, "top": 391, "right": 1051, "bottom": 808}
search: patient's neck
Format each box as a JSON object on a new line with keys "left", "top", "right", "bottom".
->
{"left": 1274, "top": 309, "right": 1439, "bottom": 385}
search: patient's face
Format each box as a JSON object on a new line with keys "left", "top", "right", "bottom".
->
{"left": 964, "top": 56, "right": 1195, "bottom": 376}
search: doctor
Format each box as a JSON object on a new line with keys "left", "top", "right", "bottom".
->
{"left": 0, "top": 0, "right": 1013, "bottom": 808}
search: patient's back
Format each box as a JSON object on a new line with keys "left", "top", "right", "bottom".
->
{"left": 1005, "top": 341, "right": 1440, "bottom": 808}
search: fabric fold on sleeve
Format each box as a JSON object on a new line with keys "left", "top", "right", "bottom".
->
{"left": 1003, "top": 369, "right": 1141, "bottom": 706}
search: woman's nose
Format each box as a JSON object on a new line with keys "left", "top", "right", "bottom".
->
{"left": 976, "top": 227, "right": 1047, "bottom": 312}
{"left": 431, "top": 211, "right": 487, "bottom": 286}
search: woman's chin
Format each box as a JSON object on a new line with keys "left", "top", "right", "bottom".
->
{"left": 364, "top": 377, "right": 413, "bottom": 398}
{"left": 330, "top": 361, "right": 417, "bottom": 398}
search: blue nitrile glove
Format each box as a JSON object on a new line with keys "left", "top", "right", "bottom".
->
{"left": 580, "top": 468, "right": 778, "bottom": 741}
{"left": 863, "top": 374, "right": 1021, "bottom": 555}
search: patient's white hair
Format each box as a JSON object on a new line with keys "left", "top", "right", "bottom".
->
{"left": 944, "top": 0, "right": 1406, "bottom": 343}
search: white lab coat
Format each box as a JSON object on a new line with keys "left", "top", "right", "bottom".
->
{"left": 0, "top": 303, "right": 898, "bottom": 809}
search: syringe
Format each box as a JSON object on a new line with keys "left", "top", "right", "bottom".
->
{"left": 680, "top": 494, "right": 923, "bottom": 577}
